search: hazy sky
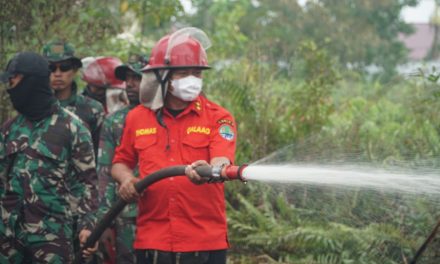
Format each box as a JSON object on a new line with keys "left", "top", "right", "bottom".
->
{"left": 401, "top": 0, "right": 435, "bottom": 23}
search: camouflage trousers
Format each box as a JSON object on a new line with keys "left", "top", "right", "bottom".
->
{"left": 114, "top": 217, "right": 137, "bottom": 264}
{"left": 0, "top": 197, "right": 74, "bottom": 263}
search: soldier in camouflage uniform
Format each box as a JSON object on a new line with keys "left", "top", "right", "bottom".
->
{"left": 98, "top": 55, "right": 148, "bottom": 264}
{"left": 0, "top": 52, "right": 98, "bottom": 263}
{"left": 42, "top": 40, "right": 105, "bottom": 154}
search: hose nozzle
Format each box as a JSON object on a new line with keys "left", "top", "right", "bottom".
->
{"left": 221, "top": 164, "right": 247, "bottom": 181}
{"left": 194, "top": 164, "right": 248, "bottom": 182}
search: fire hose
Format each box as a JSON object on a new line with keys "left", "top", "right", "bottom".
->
{"left": 73, "top": 163, "right": 439, "bottom": 263}
{"left": 74, "top": 164, "right": 247, "bottom": 264}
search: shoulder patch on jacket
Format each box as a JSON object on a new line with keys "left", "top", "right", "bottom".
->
{"left": 219, "top": 125, "right": 234, "bottom": 141}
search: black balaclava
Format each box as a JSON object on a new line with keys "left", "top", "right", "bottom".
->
{"left": 2, "top": 52, "right": 55, "bottom": 121}
{"left": 7, "top": 74, "right": 55, "bottom": 121}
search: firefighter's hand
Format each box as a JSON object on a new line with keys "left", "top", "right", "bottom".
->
{"left": 118, "top": 176, "right": 140, "bottom": 202}
{"left": 79, "top": 229, "right": 98, "bottom": 258}
{"left": 185, "top": 160, "right": 209, "bottom": 185}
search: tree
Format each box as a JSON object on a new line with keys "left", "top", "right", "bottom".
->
{"left": 0, "top": 0, "right": 183, "bottom": 124}
{"left": 186, "top": 0, "right": 418, "bottom": 76}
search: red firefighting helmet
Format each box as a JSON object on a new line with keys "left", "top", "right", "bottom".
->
{"left": 82, "top": 56, "right": 125, "bottom": 89}
{"left": 142, "top": 27, "right": 211, "bottom": 72}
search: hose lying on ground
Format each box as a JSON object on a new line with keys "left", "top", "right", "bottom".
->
{"left": 410, "top": 218, "right": 440, "bottom": 264}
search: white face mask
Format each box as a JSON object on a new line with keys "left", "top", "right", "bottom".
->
{"left": 170, "top": 75, "right": 202, "bottom": 102}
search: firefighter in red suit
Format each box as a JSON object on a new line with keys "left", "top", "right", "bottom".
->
{"left": 111, "top": 28, "right": 237, "bottom": 264}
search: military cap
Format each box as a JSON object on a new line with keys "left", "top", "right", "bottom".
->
{"left": 42, "top": 40, "right": 82, "bottom": 68}
{"left": 115, "top": 54, "right": 149, "bottom": 81}
{"left": 0, "top": 51, "right": 50, "bottom": 83}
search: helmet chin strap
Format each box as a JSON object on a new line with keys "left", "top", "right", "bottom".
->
{"left": 153, "top": 69, "right": 171, "bottom": 151}
{"left": 153, "top": 69, "right": 170, "bottom": 102}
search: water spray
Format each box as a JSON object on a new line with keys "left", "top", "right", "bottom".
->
{"left": 74, "top": 164, "right": 247, "bottom": 263}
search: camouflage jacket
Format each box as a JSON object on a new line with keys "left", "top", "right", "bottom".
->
{"left": 0, "top": 102, "right": 98, "bottom": 231}
{"left": 60, "top": 82, "right": 105, "bottom": 154}
{"left": 98, "top": 105, "right": 138, "bottom": 219}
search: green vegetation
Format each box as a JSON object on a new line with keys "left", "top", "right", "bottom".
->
{"left": 2, "top": 0, "right": 440, "bottom": 263}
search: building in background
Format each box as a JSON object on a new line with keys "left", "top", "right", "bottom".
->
{"left": 399, "top": 23, "right": 435, "bottom": 61}
{"left": 398, "top": 0, "right": 439, "bottom": 76}
{"left": 398, "top": 22, "right": 439, "bottom": 76}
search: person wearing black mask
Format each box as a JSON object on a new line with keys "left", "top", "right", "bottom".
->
{"left": 4, "top": 52, "right": 55, "bottom": 121}
{"left": 0, "top": 51, "right": 99, "bottom": 263}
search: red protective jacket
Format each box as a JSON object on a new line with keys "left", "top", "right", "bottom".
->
{"left": 113, "top": 96, "right": 236, "bottom": 252}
